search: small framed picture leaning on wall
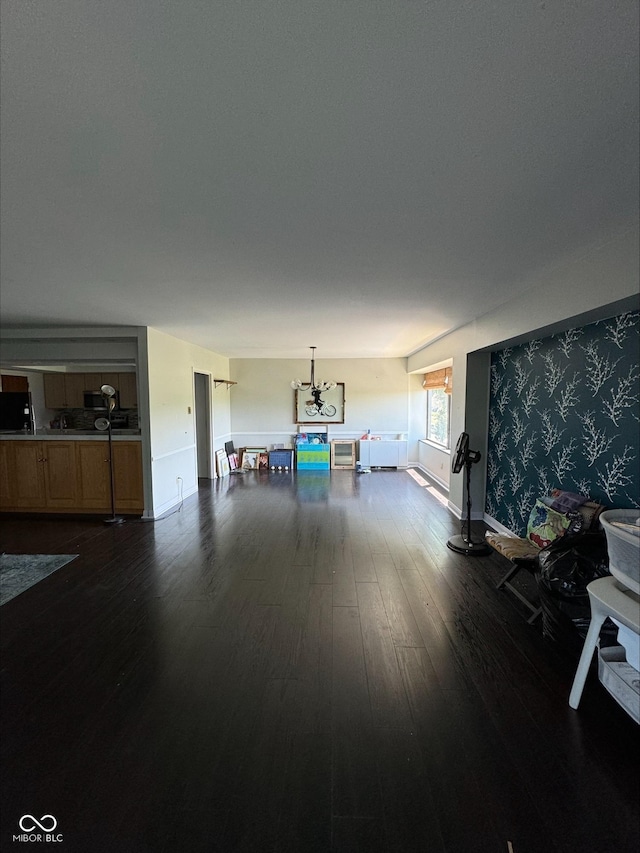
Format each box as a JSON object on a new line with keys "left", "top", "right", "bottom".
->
{"left": 216, "top": 449, "right": 230, "bottom": 477}
{"left": 295, "top": 383, "right": 345, "bottom": 424}
{"left": 240, "top": 447, "right": 267, "bottom": 470}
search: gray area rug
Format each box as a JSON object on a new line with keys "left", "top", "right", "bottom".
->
{"left": 0, "top": 553, "right": 78, "bottom": 606}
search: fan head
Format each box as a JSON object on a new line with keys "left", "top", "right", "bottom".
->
{"left": 101, "top": 384, "right": 116, "bottom": 397}
{"left": 451, "top": 432, "right": 469, "bottom": 474}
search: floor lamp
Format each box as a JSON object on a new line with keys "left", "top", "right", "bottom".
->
{"left": 101, "top": 384, "right": 125, "bottom": 525}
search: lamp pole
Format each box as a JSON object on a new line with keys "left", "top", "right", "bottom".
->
{"left": 102, "top": 387, "right": 124, "bottom": 525}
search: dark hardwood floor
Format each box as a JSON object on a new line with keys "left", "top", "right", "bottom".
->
{"left": 1, "top": 470, "right": 638, "bottom": 852}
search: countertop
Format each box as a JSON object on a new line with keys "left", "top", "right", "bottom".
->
{"left": 0, "top": 429, "right": 141, "bottom": 441}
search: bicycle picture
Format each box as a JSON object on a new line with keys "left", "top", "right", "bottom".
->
{"left": 305, "top": 389, "right": 336, "bottom": 418}
{"left": 294, "top": 382, "right": 344, "bottom": 424}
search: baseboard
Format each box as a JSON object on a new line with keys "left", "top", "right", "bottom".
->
{"left": 447, "top": 500, "right": 486, "bottom": 521}
{"left": 483, "top": 513, "right": 515, "bottom": 536}
{"left": 413, "top": 463, "right": 449, "bottom": 493}
{"left": 151, "top": 484, "right": 198, "bottom": 519}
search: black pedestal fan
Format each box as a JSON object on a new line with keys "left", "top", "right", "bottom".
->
{"left": 447, "top": 432, "right": 490, "bottom": 556}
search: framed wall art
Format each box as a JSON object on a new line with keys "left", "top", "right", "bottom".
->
{"left": 294, "top": 383, "right": 345, "bottom": 424}
{"left": 240, "top": 447, "right": 267, "bottom": 470}
{"left": 215, "top": 449, "right": 230, "bottom": 478}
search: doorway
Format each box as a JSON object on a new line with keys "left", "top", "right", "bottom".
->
{"left": 194, "top": 372, "right": 213, "bottom": 479}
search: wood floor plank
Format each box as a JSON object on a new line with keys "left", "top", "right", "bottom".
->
{"left": 372, "top": 553, "right": 425, "bottom": 648}
{"left": 356, "top": 581, "right": 413, "bottom": 729}
{"left": 331, "top": 605, "right": 382, "bottom": 819}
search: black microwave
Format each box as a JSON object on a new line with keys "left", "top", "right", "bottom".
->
{"left": 83, "top": 390, "right": 119, "bottom": 410}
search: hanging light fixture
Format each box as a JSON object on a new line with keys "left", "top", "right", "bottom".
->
{"left": 290, "top": 346, "right": 336, "bottom": 391}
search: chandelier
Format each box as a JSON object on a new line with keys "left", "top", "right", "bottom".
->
{"left": 290, "top": 347, "right": 336, "bottom": 391}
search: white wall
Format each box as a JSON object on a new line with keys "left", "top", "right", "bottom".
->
{"left": 230, "top": 357, "right": 426, "bottom": 461}
{"left": 144, "top": 328, "right": 231, "bottom": 517}
{"left": 407, "top": 224, "right": 640, "bottom": 516}
{"left": 417, "top": 441, "right": 450, "bottom": 490}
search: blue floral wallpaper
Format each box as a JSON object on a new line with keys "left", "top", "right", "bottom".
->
{"left": 485, "top": 310, "right": 639, "bottom": 534}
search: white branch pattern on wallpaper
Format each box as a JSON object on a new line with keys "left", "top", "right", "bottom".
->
{"left": 581, "top": 340, "right": 622, "bottom": 396}
{"left": 605, "top": 313, "right": 636, "bottom": 349}
{"left": 485, "top": 310, "right": 639, "bottom": 534}
{"left": 523, "top": 339, "right": 542, "bottom": 363}
{"left": 579, "top": 411, "right": 614, "bottom": 466}
{"left": 557, "top": 374, "right": 581, "bottom": 422}
{"left": 602, "top": 365, "right": 639, "bottom": 426}
{"left": 541, "top": 351, "right": 567, "bottom": 395}
{"left": 551, "top": 438, "right": 577, "bottom": 483}
{"left": 518, "top": 434, "right": 537, "bottom": 469}
{"left": 521, "top": 378, "right": 541, "bottom": 418}
{"left": 557, "top": 327, "right": 583, "bottom": 357}
{"left": 540, "top": 410, "right": 565, "bottom": 455}
{"left": 597, "top": 446, "right": 636, "bottom": 502}
{"left": 514, "top": 358, "right": 531, "bottom": 396}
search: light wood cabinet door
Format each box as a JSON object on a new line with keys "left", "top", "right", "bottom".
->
{"left": 101, "top": 373, "right": 120, "bottom": 392}
{"left": 43, "top": 374, "right": 67, "bottom": 408}
{"left": 1, "top": 438, "right": 143, "bottom": 514}
{"left": 77, "top": 442, "right": 111, "bottom": 508}
{"left": 118, "top": 373, "right": 137, "bottom": 408}
{"left": 113, "top": 441, "right": 143, "bottom": 510}
{"left": 0, "top": 442, "right": 15, "bottom": 508}
{"left": 63, "top": 374, "right": 87, "bottom": 408}
{"left": 82, "top": 373, "right": 103, "bottom": 391}
{"left": 11, "top": 442, "right": 47, "bottom": 506}
{"left": 42, "top": 441, "right": 78, "bottom": 507}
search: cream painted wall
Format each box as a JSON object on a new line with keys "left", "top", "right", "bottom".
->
{"left": 145, "top": 328, "right": 231, "bottom": 517}
{"left": 407, "top": 224, "right": 640, "bottom": 516}
{"left": 417, "top": 441, "right": 450, "bottom": 490}
{"left": 230, "top": 357, "right": 425, "bottom": 461}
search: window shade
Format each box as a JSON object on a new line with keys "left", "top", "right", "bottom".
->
{"left": 423, "top": 367, "right": 452, "bottom": 393}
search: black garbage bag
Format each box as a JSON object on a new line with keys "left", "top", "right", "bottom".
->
{"left": 536, "top": 532, "right": 615, "bottom": 653}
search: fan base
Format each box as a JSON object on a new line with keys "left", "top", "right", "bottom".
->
{"left": 103, "top": 516, "right": 125, "bottom": 526}
{"left": 446, "top": 535, "right": 491, "bottom": 556}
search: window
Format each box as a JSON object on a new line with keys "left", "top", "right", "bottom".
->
{"left": 427, "top": 388, "right": 450, "bottom": 447}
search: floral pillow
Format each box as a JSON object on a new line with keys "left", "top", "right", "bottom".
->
{"left": 526, "top": 499, "right": 582, "bottom": 549}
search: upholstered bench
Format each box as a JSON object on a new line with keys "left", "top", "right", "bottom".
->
{"left": 486, "top": 493, "right": 605, "bottom": 623}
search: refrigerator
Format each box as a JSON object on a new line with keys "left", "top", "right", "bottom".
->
{"left": 0, "top": 392, "right": 33, "bottom": 430}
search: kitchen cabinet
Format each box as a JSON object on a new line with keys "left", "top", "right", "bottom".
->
{"left": 117, "top": 373, "right": 138, "bottom": 408}
{"left": 1, "top": 374, "right": 29, "bottom": 392}
{"left": 64, "top": 374, "right": 88, "bottom": 408}
{"left": 112, "top": 442, "right": 143, "bottom": 509}
{"left": 0, "top": 439, "right": 142, "bottom": 514}
{"left": 1, "top": 441, "right": 78, "bottom": 508}
{"left": 43, "top": 373, "right": 95, "bottom": 408}
{"left": 43, "top": 373, "right": 67, "bottom": 408}
{"left": 99, "top": 373, "right": 137, "bottom": 408}
{"left": 100, "top": 373, "right": 120, "bottom": 392}
{"left": 77, "top": 442, "right": 112, "bottom": 508}
{"left": 0, "top": 442, "right": 12, "bottom": 504}
{"left": 42, "top": 441, "right": 79, "bottom": 507}
{"left": 76, "top": 441, "right": 143, "bottom": 511}
{"left": 43, "top": 372, "right": 138, "bottom": 409}
{"left": 358, "top": 440, "right": 408, "bottom": 469}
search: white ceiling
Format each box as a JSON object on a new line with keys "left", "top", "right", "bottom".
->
{"left": 1, "top": 1, "right": 638, "bottom": 358}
